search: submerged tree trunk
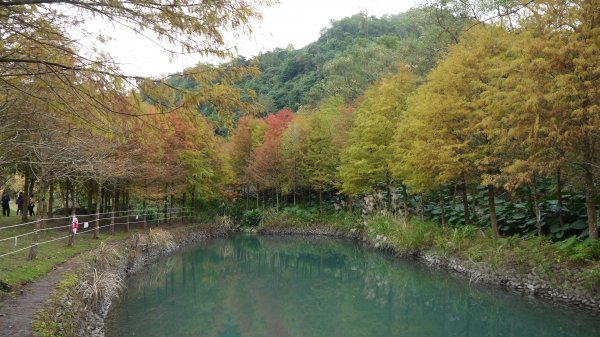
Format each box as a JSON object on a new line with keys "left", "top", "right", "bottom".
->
{"left": 488, "top": 185, "right": 500, "bottom": 239}
{"left": 461, "top": 175, "right": 470, "bottom": 226}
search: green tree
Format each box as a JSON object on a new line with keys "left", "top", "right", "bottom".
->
{"left": 339, "top": 64, "right": 416, "bottom": 200}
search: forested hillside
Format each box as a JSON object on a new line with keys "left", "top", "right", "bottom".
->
{"left": 172, "top": 8, "right": 466, "bottom": 120}
{"left": 223, "top": 0, "right": 600, "bottom": 243}
{"left": 234, "top": 9, "right": 465, "bottom": 111}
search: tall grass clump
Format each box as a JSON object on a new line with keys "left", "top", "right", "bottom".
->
{"left": 77, "top": 268, "right": 124, "bottom": 309}
{"left": 148, "top": 228, "right": 176, "bottom": 251}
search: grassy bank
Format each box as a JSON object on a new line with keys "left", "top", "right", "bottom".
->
{"left": 251, "top": 206, "right": 600, "bottom": 296}
{"left": 0, "top": 215, "right": 137, "bottom": 293}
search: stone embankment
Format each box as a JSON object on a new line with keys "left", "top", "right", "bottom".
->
{"left": 36, "top": 223, "right": 599, "bottom": 337}
{"left": 260, "top": 225, "right": 600, "bottom": 313}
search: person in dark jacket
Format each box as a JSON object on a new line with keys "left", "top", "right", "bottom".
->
{"left": 28, "top": 195, "right": 35, "bottom": 217}
{"left": 1, "top": 191, "right": 10, "bottom": 216}
{"left": 16, "top": 192, "right": 23, "bottom": 215}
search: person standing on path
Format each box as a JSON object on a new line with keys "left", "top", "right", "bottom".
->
{"left": 28, "top": 194, "right": 35, "bottom": 217}
{"left": 1, "top": 191, "right": 10, "bottom": 216}
{"left": 16, "top": 192, "right": 23, "bottom": 215}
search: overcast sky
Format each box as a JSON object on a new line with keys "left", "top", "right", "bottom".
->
{"left": 89, "top": 0, "right": 419, "bottom": 78}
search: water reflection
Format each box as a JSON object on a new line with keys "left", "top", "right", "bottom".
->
{"left": 106, "top": 235, "right": 597, "bottom": 337}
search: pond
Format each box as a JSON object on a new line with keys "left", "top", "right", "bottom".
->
{"left": 105, "top": 235, "right": 598, "bottom": 337}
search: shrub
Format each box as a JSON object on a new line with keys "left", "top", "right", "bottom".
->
{"left": 241, "top": 209, "right": 262, "bottom": 228}
{"left": 569, "top": 240, "right": 600, "bottom": 262}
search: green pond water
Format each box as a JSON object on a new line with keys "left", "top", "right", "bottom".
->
{"left": 105, "top": 235, "right": 598, "bottom": 337}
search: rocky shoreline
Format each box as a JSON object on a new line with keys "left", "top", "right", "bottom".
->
{"left": 259, "top": 225, "right": 600, "bottom": 313}
{"left": 35, "top": 223, "right": 600, "bottom": 337}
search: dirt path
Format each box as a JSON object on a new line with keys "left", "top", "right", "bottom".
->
{"left": 0, "top": 259, "right": 80, "bottom": 337}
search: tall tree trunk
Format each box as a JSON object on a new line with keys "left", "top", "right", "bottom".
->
{"left": 319, "top": 191, "right": 323, "bottom": 216}
{"left": 68, "top": 182, "right": 76, "bottom": 246}
{"left": 245, "top": 184, "right": 249, "bottom": 211}
{"left": 256, "top": 184, "right": 259, "bottom": 209}
{"left": 94, "top": 178, "right": 102, "bottom": 239}
{"left": 556, "top": 168, "right": 565, "bottom": 227}
{"left": 48, "top": 181, "right": 54, "bottom": 218}
{"left": 471, "top": 187, "right": 479, "bottom": 224}
{"left": 488, "top": 185, "right": 500, "bottom": 239}
{"left": 584, "top": 168, "right": 598, "bottom": 240}
{"left": 143, "top": 179, "right": 148, "bottom": 229}
{"left": 401, "top": 184, "right": 409, "bottom": 217}
{"left": 100, "top": 185, "right": 104, "bottom": 213}
{"left": 21, "top": 170, "right": 30, "bottom": 222}
{"left": 125, "top": 189, "right": 130, "bottom": 232}
{"left": 170, "top": 193, "right": 174, "bottom": 224}
{"left": 276, "top": 188, "right": 279, "bottom": 213}
{"left": 163, "top": 184, "right": 168, "bottom": 225}
{"left": 386, "top": 174, "right": 392, "bottom": 212}
{"left": 293, "top": 183, "right": 296, "bottom": 206}
{"left": 28, "top": 179, "right": 48, "bottom": 260}
{"left": 461, "top": 175, "right": 470, "bottom": 225}
{"left": 65, "top": 180, "right": 69, "bottom": 212}
{"left": 531, "top": 175, "right": 543, "bottom": 237}
{"left": 182, "top": 192, "right": 186, "bottom": 224}
{"left": 191, "top": 185, "right": 196, "bottom": 223}
{"left": 111, "top": 183, "right": 117, "bottom": 234}
{"left": 87, "top": 179, "right": 93, "bottom": 213}
{"left": 114, "top": 187, "right": 120, "bottom": 221}
{"left": 439, "top": 187, "right": 446, "bottom": 229}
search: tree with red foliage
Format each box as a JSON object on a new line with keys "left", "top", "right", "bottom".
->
{"left": 246, "top": 109, "right": 295, "bottom": 210}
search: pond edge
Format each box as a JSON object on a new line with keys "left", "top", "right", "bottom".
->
{"left": 34, "top": 223, "right": 600, "bottom": 337}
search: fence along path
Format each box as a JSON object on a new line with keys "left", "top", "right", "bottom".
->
{"left": 0, "top": 207, "right": 191, "bottom": 260}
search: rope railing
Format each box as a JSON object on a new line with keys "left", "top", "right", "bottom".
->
{"left": 0, "top": 207, "right": 191, "bottom": 230}
{"left": 0, "top": 207, "right": 194, "bottom": 259}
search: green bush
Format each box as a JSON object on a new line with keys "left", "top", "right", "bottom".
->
{"left": 569, "top": 240, "right": 600, "bottom": 262}
{"left": 241, "top": 209, "right": 262, "bottom": 228}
